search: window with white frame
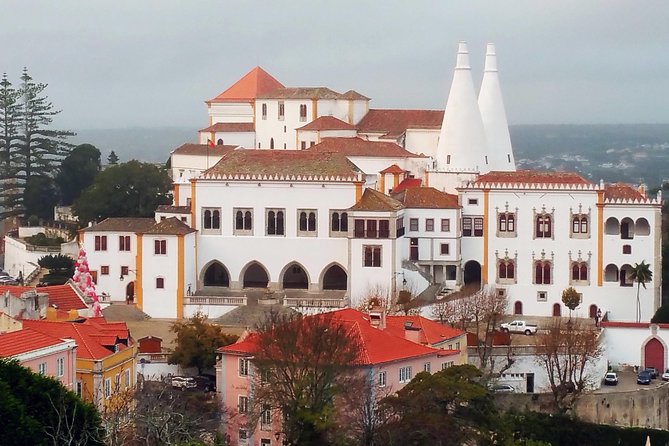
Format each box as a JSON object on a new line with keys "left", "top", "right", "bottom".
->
{"left": 298, "top": 210, "right": 317, "bottom": 236}
{"left": 441, "top": 361, "right": 454, "bottom": 370}
{"left": 498, "top": 212, "right": 516, "bottom": 237}
{"left": 38, "top": 362, "right": 46, "bottom": 375}
{"left": 299, "top": 104, "right": 308, "bottom": 121}
{"left": 238, "top": 429, "right": 248, "bottom": 443}
{"left": 535, "top": 213, "right": 553, "bottom": 238}
{"left": 104, "top": 378, "right": 111, "bottom": 398}
{"left": 234, "top": 208, "right": 253, "bottom": 235}
{"left": 261, "top": 103, "right": 267, "bottom": 120}
{"left": 57, "top": 357, "right": 64, "bottom": 377}
{"left": 266, "top": 209, "right": 285, "bottom": 235}
{"left": 425, "top": 218, "right": 434, "bottom": 232}
{"left": 409, "top": 218, "right": 419, "bottom": 231}
{"left": 378, "top": 371, "right": 386, "bottom": 387}
{"left": 239, "top": 358, "right": 250, "bottom": 377}
{"left": 261, "top": 440, "right": 271, "bottom": 446}
{"left": 423, "top": 362, "right": 431, "bottom": 373}
{"left": 154, "top": 239, "right": 166, "bottom": 255}
{"left": 261, "top": 404, "right": 271, "bottom": 428}
{"left": 238, "top": 395, "right": 249, "bottom": 413}
{"left": 571, "top": 213, "right": 590, "bottom": 238}
{"left": 124, "top": 369, "right": 130, "bottom": 388}
{"left": 399, "top": 366, "right": 412, "bottom": 383}
{"left": 330, "top": 211, "right": 348, "bottom": 236}
{"left": 202, "top": 208, "right": 221, "bottom": 233}
{"left": 441, "top": 218, "right": 450, "bottom": 232}
{"left": 278, "top": 102, "right": 285, "bottom": 120}
{"left": 537, "top": 291, "right": 548, "bottom": 302}
{"left": 115, "top": 373, "right": 120, "bottom": 391}
{"left": 363, "top": 245, "right": 382, "bottom": 267}
{"left": 440, "top": 244, "right": 450, "bottom": 255}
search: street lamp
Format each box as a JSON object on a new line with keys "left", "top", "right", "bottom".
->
{"left": 119, "top": 269, "right": 137, "bottom": 281}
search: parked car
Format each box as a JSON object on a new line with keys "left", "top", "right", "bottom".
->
{"left": 662, "top": 369, "right": 669, "bottom": 381}
{"left": 194, "top": 375, "right": 216, "bottom": 392}
{"left": 643, "top": 367, "right": 658, "bottom": 379}
{"left": 490, "top": 384, "right": 515, "bottom": 393}
{"left": 603, "top": 372, "right": 618, "bottom": 386}
{"left": 171, "top": 376, "right": 197, "bottom": 390}
{"left": 499, "top": 320, "right": 538, "bottom": 335}
{"left": 637, "top": 371, "right": 652, "bottom": 385}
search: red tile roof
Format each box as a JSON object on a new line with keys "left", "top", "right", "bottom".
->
{"left": 171, "top": 143, "right": 238, "bottom": 157}
{"left": 23, "top": 319, "right": 132, "bottom": 360}
{"left": 0, "top": 328, "right": 68, "bottom": 357}
{"left": 392, "top": 187, "right": 460, "bottom": 209}
{"left": 202, "top": 149, "right": 360, "bottom": 181}
{"left": 219, "top": 308, "right": 439, "bottom": 365}
{"left": 356, "top": 109, "right": 444, "bottom": 136}
{"left": 604, "top": 183, "right": 645, "bottom": 201}
{"left": 38, "top": 282, "right": 88, "bottom": 311}
{"left": 384, "top": 315, "right": 464, "bottom": 346}
{"left": 156, "top": 205, "right": 190, "bottom": 214}
{"left": 473, "top": 170, "right": 592, "bottom": 186}
{"left": 144, "top": 217, "right": 196, "bottom": 235}
{"left": 297, "top": 116, "right": 356, "bottom": 131}
{"left": 349, "top": 188, "right": 404, "bottom": 212}
{"left": 392, "top": 178, "right": 422, "bottom": 193}
{"left": 199, "top": 122, "right": 255, "bottom": 133}
{"left": 379, "top": 164, "right": 405, "bottom": 175}
{"left": 208, "top": 66, "right": 284, "bottom": 103}
{"left": 80, "top": 218, "right": 156, "bottom": 233}
{"left": 257, "top": 87, "right": 354, "bottom": 100}
{"left": 308, "top": 137, "right": 423, "bottom": 158}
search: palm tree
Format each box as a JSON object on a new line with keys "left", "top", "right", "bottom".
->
{"left": 630, "top": 261, "right": 653, "bottom": 323}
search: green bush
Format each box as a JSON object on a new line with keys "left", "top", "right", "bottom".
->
{"left": 651, "top": 304, "right": 669, "bottom": 323}
{"left": 38, "top": 254, "right": 74, "bottom": 270}
{"left": 25, "top": 233, "right": 65, "bottom": 247}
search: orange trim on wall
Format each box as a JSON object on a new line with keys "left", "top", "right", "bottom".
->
{"left": 177, "top": 235, "right": 184, "bottom": 319}
{"left": 597, "top": 190, "right": 604, "bottom": 286}
{"left": 135, "top": 234, "right": 143, "bottom": 310}
{"left": 348, "top": 100, "right": 353, "bottom": 124}
{"left": 312, "top": 99, "right": 318, "bottom": 121}
{"left": 354, "top": 181, "right": 363, "bottom": 202}
{"left": 190, "top": 180, "right": 196, "bottom": 225}
{"left": 173, "top": 184, "right": 179, "bottom": 206}
{"left": 423, "top": 170, "right": 429, "bottom": 187}
{"left": 393, "top": 173, "right": 400, "bottom": 188}
{"left": 482, "top": 190, "right": 489, "bottom": 285}
{"left": 379, "top": 174, "right": 385, "bottom": 193}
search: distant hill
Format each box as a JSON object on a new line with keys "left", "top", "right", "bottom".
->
{"left": 70, "top": 124, "right": 669, "bottom": 187}
{"left": 70, "top": 127, "right": 196, "bottom": 164}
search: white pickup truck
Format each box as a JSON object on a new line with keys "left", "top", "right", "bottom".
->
{"left": 500, "top": 320, "right": 538, "bottom": 335}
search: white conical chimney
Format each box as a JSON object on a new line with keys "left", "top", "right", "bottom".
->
{"left": 435, "top": 42, "right": 489, "bottom": 173}
{"left": 478, "top": 43, "right": 516, "bottom": 171}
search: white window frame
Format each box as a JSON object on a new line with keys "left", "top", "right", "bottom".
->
{"left": 423, "top": 362, "right": 431, "bottom": 373}
{"left": 329, "top": 210, "right": 348, "bottom": 237}
{"left": 233, "top": 208, "right": 253, "bottom": 236}
{"left": 238, "top": 395, "right": 249, "bottom": 413}
{"left": 399, "top": 366, "right": 412, "bottom": 383}
{"left": 57, "top": 357, "right": 64, "bottom": 377}
{"left": 441, "top": 218, "right": 450, "bottom": 232}
{"left": 38, "top": 362, "right": 47, "bottom": 375}
{"left": 202, "top": 207, "right": 222, "bottom": 234}
{"left": 378, "top": 371, "right": 386, "bottom": 387}
{"left": 363, "top": 245, "right": 382, "bottom": 268}
{"left": 104, "top": 378, "right": 111, "bottom": 399}
{"left": 297, "top": 209, "right": 317, "bottom": 237}
{"left": 239, "top": 357, "right": 250, "bottom": 377}
{"left": 266, "top": 208, "right": 286, "bottom": 236}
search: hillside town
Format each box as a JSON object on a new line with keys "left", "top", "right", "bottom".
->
{"left": 1, "top": 42, "right": 667, "bottom": 445}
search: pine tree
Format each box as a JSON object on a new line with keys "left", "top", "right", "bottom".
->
{"left": 107, "top": 150, "right": 119, "bottom": 165}
{"left": 0, "top": 74, "right": 21, "bottom": 215}
{"left": 5, "top": 68, "right": 74, "bottom": 217}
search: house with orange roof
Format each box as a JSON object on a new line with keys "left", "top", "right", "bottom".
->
{"left": 23, "top": 318, "right": 137, "bottom": 409}
{"left": 216, "top": 307, "right": 466, "bottom": 446}
{"left": 0, "top": 327, "right": 78, "bottom": 391}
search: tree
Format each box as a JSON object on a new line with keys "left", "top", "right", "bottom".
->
{"left": 23, "top": 174, "right": 58, "bottom": 220}
{"left": 0, "top": 73, "right": 21, "bottom": 214}
{"left": 651, "top": 304, "right": 669, "bottom": 323}
{"left": 56, "top": 143, "right": 101, "bottom": 205}
{"left": 630, "top": 261, "right": 653, "bottom": 323}
{"left": 169, "top": 312, "right": 238, "bottom": 375}
{"left": 534, "top": 317, "right": 603, "bottom": 411}
{"left": 248, "top": 310, "right": 365, "bottom": 445}
{"left": 107, "top": 150, "right": 119, "bottom": 165}
{"left": 561, "top": 287, "right": 581, "bottom": 320}
{"left": 73, "top": 160, "right": 172, "bottom": 224}
{"left": 376, "top": 365, "right": 498, "bottom": 446}
{"left": 0, "top": 358, "right": 103, "bottom": 445}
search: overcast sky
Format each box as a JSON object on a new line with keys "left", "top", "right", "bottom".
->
{"left": 1, "top": 1, "right": 668, "bottom": 129}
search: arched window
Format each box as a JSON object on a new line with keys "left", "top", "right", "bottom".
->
{"left": 235, "top": 211, "right": 243, "bottom": 230}
{"left": 572, "top": 214, "right": 589, "bottom": 236}
{"left": 261, "top": 103, "right": 267, "bottom": 120}
{"left": 307, "top": 212, "right": 316, "bottom": 231}
{"left": 498, "top": 212, "right": 515, "bottom": 234}
{"left": 299, "top": 212, "right": 307, "bottom": 231}
{"left": 244, "top": 211, "right": 252, "bottom": 230}
{"left": 571, "top": 262, "right": 588, "bottom": 282}
{"left": 535, "top": 214, "right": 552, "bottom": 238}
{"left": 212, "top": 210, "right": 220, "bottom": 229}
{"left": 204, "top": 210, "right": 212, "bottom": 229}
{"left": 514, "top": 301, "right": 523, "bottom": 315}
{"left": 267, "top": 209, "right": 285, "bottom": 235}
{"left": 217, "top": 138, "right": 223, "bottom": 145}
{"left": 340, "top": 212, "right": 348, "bottom": 231}
{"left": 270, "top": 138, "right": 275, "bottom": 150}
{"left": 604, "top": 264, "right": 619, "bottom": 282}
{"left": 234, "top": 208, "right": 253, "bottom": 234}
{"left": 535, "top": 261, "right": 552, "bottom": 284}
{"left": 498, "top": 260, "right": 515, "bottom": 280}
{"left": 331, "top": 212, "right": 340, "bottom": 232}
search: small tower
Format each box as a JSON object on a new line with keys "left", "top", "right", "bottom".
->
{"left": 435, "top": 42, "right": 489, "bottom": 173}
{"left": 478, "top": 43, "right": 516, "bottom": 171}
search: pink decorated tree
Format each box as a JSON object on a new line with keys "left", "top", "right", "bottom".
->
{"left": 72, "top": 246, "right": 102, "bottom": 317}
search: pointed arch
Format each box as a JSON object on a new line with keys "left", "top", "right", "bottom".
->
{"left": 320, "top": 263, "right": 348, "bottom": 291}
{"left": 642, "top": 336, "right": 666, "bottom": 372}
{"left": 279, "top": 261, "right": 310, "bottom": 289}
{"left": 240, "top": 261, "right": 270, "bottom": 288}
{"left": 201, "top": 260, "right": 230, "bottom": 287}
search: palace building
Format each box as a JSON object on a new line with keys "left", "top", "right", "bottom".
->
{"left": 81, "top": 42, "right": 661, "bottom": 324}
